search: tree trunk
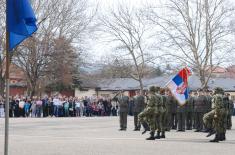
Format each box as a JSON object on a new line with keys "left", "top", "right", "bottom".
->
{"left": 139, "top": 78, "right": 144, "bottom": 95}
{"left": 28, "top": 79, "right": 37, "bottom": 98}
{"left": 0, "top": 78, "right": 4, "bottom": 97}
{"left": 199, "top": 69, "right": 207, "bottom": 89}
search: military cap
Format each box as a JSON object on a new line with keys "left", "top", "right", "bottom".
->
{"left": 149, "top": 86, "right": 156, "bottom": 93}
{"left": 155, "top": 86, "right": 160, "bottom": 93}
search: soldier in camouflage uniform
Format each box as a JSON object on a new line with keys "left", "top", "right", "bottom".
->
{"left": 133, "top": 91, "right": 146, "bottom": 131}
{"left": 185, "top": 91, "right": 194, "bottom": 130}
{"left": 118, "top": 91, "right": 129, "bottom": 131}
{"left": 138, "top": 86, "right": 159, "bottom": 140}
{"left": 203, "top": 87, "right": 227, "bottom": 142}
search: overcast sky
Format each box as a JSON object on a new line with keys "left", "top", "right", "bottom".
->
{"left": 88, "top": 0, "right": 154, "bottom": 60}
{"left": 86, "top": 0, "right": 235, "bottom": 67}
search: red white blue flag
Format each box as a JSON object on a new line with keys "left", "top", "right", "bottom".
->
{"left": 166, "top": 67, "right": 192, "bottom": 105}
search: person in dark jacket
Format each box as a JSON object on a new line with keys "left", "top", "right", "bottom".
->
{"left": 42, "top": 97, "right": 49, "bottom": 117}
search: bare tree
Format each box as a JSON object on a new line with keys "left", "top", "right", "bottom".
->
{"left": 147, "top": 0, "right": 235, "bottom": 88}
{"left": 12, "top": 0, "right": 96, "bottom": 96}
{"left": 99, "top": 5, "right": 154, "bottom": 94}
{"left": 98, "top": 56, "right": 133, "bottom": 78}
{"left": 45, "top": 37, "right": 80, "bottom": 92}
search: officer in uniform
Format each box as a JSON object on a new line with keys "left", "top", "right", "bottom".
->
{"left": 185, "top": 91, "right": 194, "bottom": 130}
{"left": 165, "top": 89, "right": 173, "bottom": 131}
{"left": 177, "top": 100, "right": 186, "bottom": 131}
{"left": 155, "top": 88, "right": 167, "bottom": 139}
{"left": 226, "top": 94, "right": 234, "bottom": 129}
{"left": 194, "top": 89, "right": 207, "bottom": 132}
{"left": 138, "top": 86, "right": 161, "bottom": 140}
{"left": 133, "top": 90, "right": 145, "bottom": 131}
{"left": 118, "top": 91, "right": 129, "bottom": 131}
{"left": 205, "top": 90, "right": 212, "bottom": 113}
{"left": 171, "top": 94, "right": 178, "bottom": 130}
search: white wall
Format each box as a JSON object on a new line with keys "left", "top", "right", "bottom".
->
{"left": 75, "top": 88, "right": 130, "bottom": 99}
{"left": 75, "top": 88, "right": 97, "bottom": 98}
{"left": 228, "top": 92, "right": 235, "bottom": 101}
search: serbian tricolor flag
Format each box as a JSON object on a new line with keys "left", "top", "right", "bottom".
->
{"left": 166, "top": 67, "right": 192, "bottom": 105}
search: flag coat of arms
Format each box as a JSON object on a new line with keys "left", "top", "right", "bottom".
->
{"left": 166, "top": 67, "right": 192, "bottom": 105}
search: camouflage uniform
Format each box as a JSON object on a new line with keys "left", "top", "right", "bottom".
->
{"left": 203, "top": 88, "right": 227, "bottom": 142}
{"left": 138, "top": 92, "right": 158, "bottom": 140}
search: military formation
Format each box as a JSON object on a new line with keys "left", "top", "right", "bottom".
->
{"left": 118, "top": 87, "right": 234, "bottom": 142}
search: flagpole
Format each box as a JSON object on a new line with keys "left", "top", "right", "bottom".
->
{"left": 4, "top": 31, "right": 10, "bottom": 155}
{"left": 4, "top": 0, "right": 10, "bottom": 154}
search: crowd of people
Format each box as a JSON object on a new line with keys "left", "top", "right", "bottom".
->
{"left": 0, "top": 88, "right": 234, "bottom": 143}
{"left": 117, "top": 87, "right": 235, "bottom": 142}
{"left": 0, "top": 95, "right": 119, "bottom": 118}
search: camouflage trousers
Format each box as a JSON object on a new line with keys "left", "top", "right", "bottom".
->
{"left": 138, "top": 108, "right": 156, "bottom": 132}
{"left": 203, "top": 108, "right": 227, "bottom": 134}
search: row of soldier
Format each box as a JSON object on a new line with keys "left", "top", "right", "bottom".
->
{"left": 118, "top": 87, "right": 234, "bottom": 142}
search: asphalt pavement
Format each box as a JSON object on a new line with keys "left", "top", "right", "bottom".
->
{"left": 0, "top": 116, "right": 235, "bottom": 155}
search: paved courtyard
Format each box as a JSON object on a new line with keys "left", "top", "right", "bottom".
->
{"left": 0, "top": 116, "right": 235, "bottom": 155}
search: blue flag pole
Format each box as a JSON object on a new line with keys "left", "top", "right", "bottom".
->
{"left": 4, "top": 1, "right": 10, "bottom": 155}
{"left": 5, "top": 0, "right": 38, "bottom": 154}
{"left": 4, "top": 31, "right": 10, "bottom": 155}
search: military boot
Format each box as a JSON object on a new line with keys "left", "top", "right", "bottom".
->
{"left": 209, "top": 134, "right": 219, "bottom": 142}
{"left": 155, "top": 131, "right": 161, "bottom": 139}
{"left": 206, "top": 129, "right": 216, "bottom": 137}
{"left": 142, "top": 122, "right": 150, "bottom": 134}
{"left": 161, "top": 131, "right": 165, "bottom": 138}
{"left": 146, "top": 132, "right": 155, "bottom": 140}
{"left": 219, "top": 133, "right": 226, "bottom": 141}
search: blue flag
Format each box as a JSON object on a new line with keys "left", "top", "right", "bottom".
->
{"left": 7, "top": 0, "right": 38, "bottom": 51}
